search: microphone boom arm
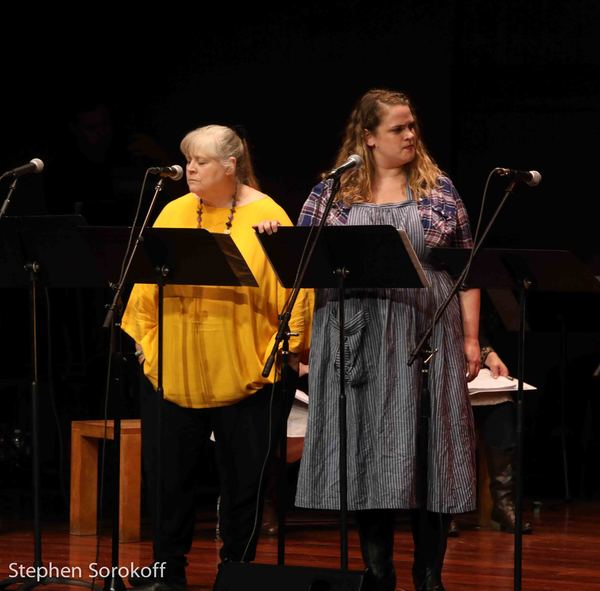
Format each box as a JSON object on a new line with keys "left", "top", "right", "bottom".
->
{"left": 262, "top": 177, "right": 342, "bottom": 377}
{"left": 0, "top": 176, "right": 19, "bottom": 220}
{"left": 408, "top": 177, "right": 518, "bottom": 365}
{"left": 103, "top": 176, "right": 166, "bottom": 328}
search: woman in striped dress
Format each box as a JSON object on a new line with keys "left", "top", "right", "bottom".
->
{"left": 291, "top": 89, "right": 479, "bottom": 591}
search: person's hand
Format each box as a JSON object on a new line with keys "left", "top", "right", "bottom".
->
{"left": 253, "top": 220, "right": 281, "bottom": 234}
{"left": 464, "top": 337, "right": 480, "bottom": 382}
{"left": 134, "top": 343, "right": 145, "bottom": 365}
{"left": 485, "top": 351, "right": 509, "bottom": 378}
{"left": 299, "top": 362, "right": 309, "bottom": 377}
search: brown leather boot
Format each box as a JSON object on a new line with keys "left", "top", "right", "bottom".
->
{"left": 486, "top": 447, "right": 533, "bottom": 534}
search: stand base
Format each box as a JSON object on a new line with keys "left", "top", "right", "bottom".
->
{"left": 0, "top": 576, "right": 92, "bottom": 591}
{"left": 103, "top": 575, "right": 127, "bottom": 591}
{"left": 213, "top": 562, "right": 365, "bottom": 591}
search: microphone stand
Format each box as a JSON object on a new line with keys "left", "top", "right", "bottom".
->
{"left": 408, "top": 177, "right": 531, "bottom": 591}
{"left": 0, "top": 178, "right": 90, "bottom": 591}
{"left": 102, "top": 320, "right": 127, "bottom": 591}
{"left": 260, "top": 159, "right": 360, "bottom": 376}
{"left": 0, "top": 265, "right": 91, "bottom": 591}
{"left": 103, "top": 176, "right": 166, "bottom": 329}
{"left": 97, "top": 175, "right": 166, "bottom": 590}
{"left": 0, "top": 176, "right": 19, "bottom": 220}
{"left": 273, "top": 328, "right": 293, "bottom": 566}
{"left": 261, "top": 176, "right": 340, "bottom": 378}
{"left": 262, "top": 176, "right": 355, "bottom": 569}
{"left": 408, "top": 178, "right": 519, "bottom": 366}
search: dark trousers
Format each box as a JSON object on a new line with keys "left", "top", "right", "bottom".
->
{"left": 355, "top": 508, "right": 450, "bottom": 590}
{"left": 355, "top": 509, "right": 396, "bottom": 589}
{"left": 139, "top": 372, "right": 296, "bottom": 564}
{"left": 473, "top": 401, "right": 516, "bottom": 450}
{"left": 409, "top": 509, "right": 451, "bottom": 588}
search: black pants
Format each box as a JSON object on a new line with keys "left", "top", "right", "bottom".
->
{"left": 409, "top": 509, "right": 451, "bottom": 588}
{"left": 354, "top": 508, "right": 450, "bottom": 589}
{"left": 139, "top": 372, "right": 296, "bottom": 564}
{"left": 473, "top": 401, "right": 516, "bottom": 450}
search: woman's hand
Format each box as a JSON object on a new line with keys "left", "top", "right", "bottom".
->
{"left": 485, "top": 351, "right": 509, "bottom": 378}
{"left": 134, "top": 343, "right": 145, "bottom": 365}
{"left": 464, "top": 336, "right": 480, "bottom": 382}
{"left": 253, "top": 220, "right": 281, "bottom": 234}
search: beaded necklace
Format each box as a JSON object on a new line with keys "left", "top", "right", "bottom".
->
{"left": 196, "top": 184, "right": 238, "bottom": 234}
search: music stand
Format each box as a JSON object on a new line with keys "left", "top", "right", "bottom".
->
{"left": 430, "top": 246, "right": 600, "bottom": 591}
{"left": 81, "top": 226, "right": 258, "bottom": 288}
{"left": 0, "top": 217, "right": 29, "bottom": 288}
{"left": 0, "top": 215, "right": 92, "bottom": 591}
{"left": 256, "top": 225, "right": 429, "bottom": 572}
{"left": 82, "top": 226, "right": 257, "bottom": 581}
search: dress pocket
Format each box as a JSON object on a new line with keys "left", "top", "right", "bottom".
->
{"left": 329, "top": 307, "right": 370, "bottom": 386}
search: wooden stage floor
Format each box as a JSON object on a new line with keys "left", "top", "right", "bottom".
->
{"left": 1, "top": 500, "right": 599, "bottom": 590}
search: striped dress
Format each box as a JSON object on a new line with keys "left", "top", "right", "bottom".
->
{"left": 294, "top": 178, "right": 476, "bottom": 513}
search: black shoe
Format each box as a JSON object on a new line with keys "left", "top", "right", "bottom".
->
{"left": 128, "top": 562, "right": 187, "bottom": 591}
{"left": 416, "top": 568, "right": 445, "bottom": 591}
{"left": 447, "top": 519, "right": 459, "bottom": 538}
{"left": 362, "top": 567, "right": 396, "bottom": 591}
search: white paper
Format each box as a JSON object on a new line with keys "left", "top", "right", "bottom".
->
{"left": 468, "top": 367, "right": 537, "bottom": 395}
{"left": 294, "top": 389, "right": 309, "bottom": 405}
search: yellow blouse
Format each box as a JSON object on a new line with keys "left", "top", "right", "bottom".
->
{"left": 121, "top": 192, "right": 312, "bottom": 408}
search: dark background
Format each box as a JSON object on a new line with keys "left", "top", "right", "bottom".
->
{"left": 1, "top": 0, "right": 599, "bottom": 519}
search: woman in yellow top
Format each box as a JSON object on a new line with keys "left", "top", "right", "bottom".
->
{"left": 121, "top": 124, "right": 310, "bottom": 589}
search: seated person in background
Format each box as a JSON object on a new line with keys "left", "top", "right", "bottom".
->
{"left": 44, "top": 97, "right": 179, "bottom": 225}
{"left": 449, "top": 343, "right": 533, "bottom": 536}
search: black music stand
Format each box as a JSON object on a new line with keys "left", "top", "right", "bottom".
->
{"left": 216, "top": 225, "right": 428, "bottom": 591}
{"left": 526, "top": 287, "right": 600, "bottom": 502}
{"left": 81, "top": 226, "right": 258, "bottom": 288}
{"left": 0, "top": 215, "right": 92, "bottom": 591}
{"left": 83, "top": 226, "right": 257, "bottom": 587}
{"left": 261, "top": 225, "right": 428, "bottom": 290}
{"left": 430, "top": 246, "right": 600, "bottom": 591}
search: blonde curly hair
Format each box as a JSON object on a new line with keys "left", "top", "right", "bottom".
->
{"left": 328, "top": 89, "right": 443, "bottom": 203}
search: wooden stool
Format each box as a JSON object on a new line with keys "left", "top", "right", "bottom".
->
{"left": 70, "top": 419, "right": 141, "bottom": 543}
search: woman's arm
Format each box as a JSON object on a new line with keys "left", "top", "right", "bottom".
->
{"left": 458, "top": 287, "right": 480, "bottom": 381}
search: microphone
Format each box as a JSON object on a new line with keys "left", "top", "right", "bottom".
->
{"left": 1, "top": 158, "right": 44, "bottom": 178}
{"left": 494, "top": 167, "right": 542, "bottom": 187}
{"left": 324, "top": 154, "right": 364, "bottom": 179}
{"left": 148, "top": 164, "right": 184, "bottom": 181}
